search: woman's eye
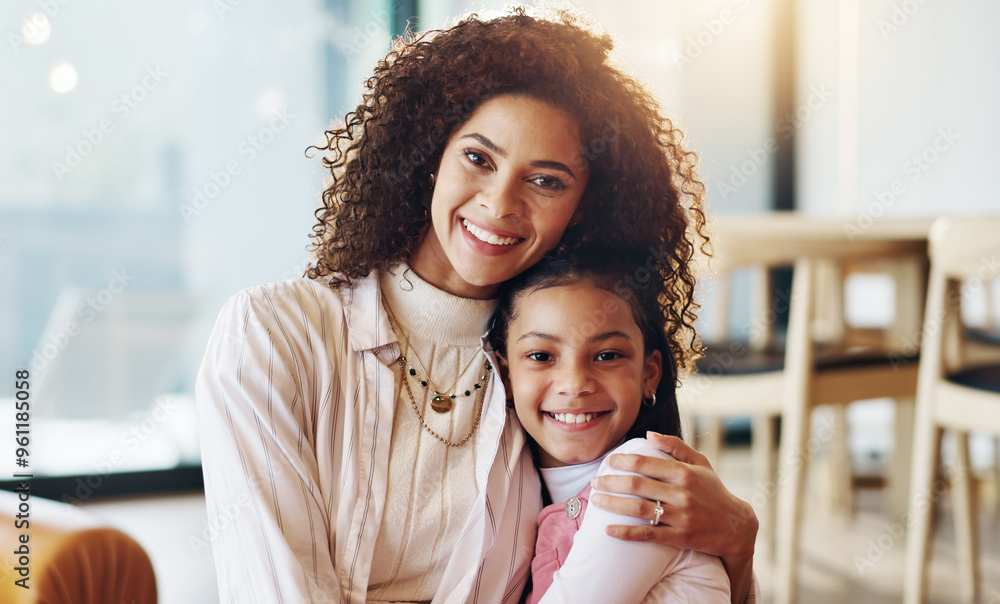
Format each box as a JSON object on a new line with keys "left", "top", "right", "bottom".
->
{"left": 596, "top": 351, "right": 621, "bottom": 361}
{"left": 527, "top": 351, "right": 552, "bottom": 362}
{"left": 464, "top": 150, "right": 489, "bottom": 167}
{"left": 530, "top": 175, "right": 566, "bottom": 191}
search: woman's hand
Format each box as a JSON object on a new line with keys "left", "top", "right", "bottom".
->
{"left": 589, "top": 432, "right": 758, "bottom": 604}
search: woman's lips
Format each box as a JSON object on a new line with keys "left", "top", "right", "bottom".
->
{"left": 459, "top": 217, "right": 524, "bottom": 256}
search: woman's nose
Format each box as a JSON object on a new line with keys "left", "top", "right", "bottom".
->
{"left": 480, "top": 176, "right": 523, "bottom": 218}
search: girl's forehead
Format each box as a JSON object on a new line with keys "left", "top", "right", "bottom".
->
{"left": 510, "top": 282, "right": 640, "bottom": 337}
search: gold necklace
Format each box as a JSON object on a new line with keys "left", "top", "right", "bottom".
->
{"left": 384, "top": 302, "right": 491, "bottom": 413}
{"left": 397, "top": 356, "right": 485, "bottom": 447}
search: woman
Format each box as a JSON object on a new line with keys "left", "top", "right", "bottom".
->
{"left": 196, "top": 8, "right": 758, "bottom": 604}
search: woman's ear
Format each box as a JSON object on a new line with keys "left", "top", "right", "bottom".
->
{"left": 643, "top": 349, "right": 663, "bottom": 396}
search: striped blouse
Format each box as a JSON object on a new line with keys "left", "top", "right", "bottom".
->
{"left": 196, "top": 273, "right": 542, "bottom": 603}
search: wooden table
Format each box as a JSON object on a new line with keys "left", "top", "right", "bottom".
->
{"left": 705, "top": 213, "right": 936, "bottom": 604}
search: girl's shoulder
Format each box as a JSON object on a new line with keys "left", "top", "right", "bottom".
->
{"left": 596, "top": 438, "right": 676, "bottom": 477}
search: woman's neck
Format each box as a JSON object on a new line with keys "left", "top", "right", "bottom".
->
{"left": 409, "top": 236, "right": 500, "bottom": 300}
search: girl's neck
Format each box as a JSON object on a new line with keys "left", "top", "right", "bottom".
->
{"left": 538, "top": 448, "right": 614, "bottom": 503}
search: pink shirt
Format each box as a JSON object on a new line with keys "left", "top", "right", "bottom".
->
{"left": 526, "top": 438, "right": 731, "bottom": 604}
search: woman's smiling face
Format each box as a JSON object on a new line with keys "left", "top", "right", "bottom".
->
{"left": 501, "top": 282, "right": 662, "bottom": 468}
{"left": 411, "top": 94, "right": 590, "bottom": 299}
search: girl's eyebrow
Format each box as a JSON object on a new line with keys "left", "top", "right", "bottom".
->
{"left": 515, "top": 330, "right": 633, "bottom": 344}
{"left": 458, "top": 133, "right": 577, "bottom": 180}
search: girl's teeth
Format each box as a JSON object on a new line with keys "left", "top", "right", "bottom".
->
{"left": 463, "top": 219, "right": 518, "bottom": 246}
{"left": 551, "top": 412, "right": 596, "bottom": 424}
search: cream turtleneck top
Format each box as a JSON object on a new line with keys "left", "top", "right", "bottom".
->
{"left": 367, "top": 265, "right": 497, "bottom": 603}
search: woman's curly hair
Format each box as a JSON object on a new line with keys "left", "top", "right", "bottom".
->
{"left": 306, "top": 6, "right": 710, "bottom": 375}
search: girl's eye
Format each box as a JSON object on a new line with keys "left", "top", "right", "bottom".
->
{"left": 596, "top": 351, "right": 621, "bottom": 362}
{"left": 527, "top": 351, "right": 552, "bottom": 362}
{"left": 529, "top": 175, "right": 566, "bottom": 191}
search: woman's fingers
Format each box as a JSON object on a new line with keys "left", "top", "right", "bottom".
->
{"left": 590, "top": 491, "right": 693, "bottom": 527}
{"left": 644, "top": 431, "right": 711, "bottom": 468}
{"left": 591, "top": 475, "right": 686, "bottom": 508}
{"left": 603, "top": 523, "right": 692, "bottom": 547}
{"left": 597, "top": 453, "right": 701, "bottom": 494}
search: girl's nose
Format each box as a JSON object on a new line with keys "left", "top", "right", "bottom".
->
{"left": 556, "top": 360, "right": 595, "bottom": 397}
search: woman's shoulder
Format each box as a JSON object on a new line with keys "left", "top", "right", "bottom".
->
{"left": 214, "top": 276, "right": 368, "bottom": 334}
{"left": 223, "top": 274, "right": 372, "bottom": 315}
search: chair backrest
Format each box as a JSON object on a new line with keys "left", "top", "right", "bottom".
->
{"left": 921, "top": 216, "right": 1000, "bottom": 378}
{"left": 928, "top": 216, "right": 1000, "bottom": 280}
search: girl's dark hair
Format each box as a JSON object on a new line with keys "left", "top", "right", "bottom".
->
{"left": 489, "top": 246, "right": 681, "bottom": 441}
{"left": 306, "top": 6, "right": 709, "bottom": 372}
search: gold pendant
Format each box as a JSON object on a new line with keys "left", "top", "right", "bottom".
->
{"left": 430, "top": 395, "right": 453, "bottom": 413}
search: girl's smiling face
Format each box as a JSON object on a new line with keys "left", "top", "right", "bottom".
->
{"left": 501, "top": 282, "right": 662, "bottom": 468}
{"left": 411, "top": 95, "right": 589, "bottom": 299}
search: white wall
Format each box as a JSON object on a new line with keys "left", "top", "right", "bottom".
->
{"left": 797, "top": 0, "right": 1000, "bottom": 217}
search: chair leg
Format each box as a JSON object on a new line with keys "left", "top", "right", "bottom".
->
{"left": 903, "top": 423, "right": 943, "bottom": 604}
{"left": 952, "top": 431, "right": 979, "bottom": 603}
{"left": 752, "top": 414, "right": 778, "bottom": 558}
{"left": 889, "top": 397, "right": 916, "bottom": 519}
{"left": 774, "top": 405, "right": 811, "bottom": 604}
{"left": 828, "top": 404, "right": 854, "bottom": 516}
{"left": 700, "top": 416, "right": 724, "bottom": 469}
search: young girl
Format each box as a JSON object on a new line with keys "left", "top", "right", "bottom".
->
{"left": 491, "top": 248, "right": 731, "bottom": 603}
{"left": 196, "top": 7, "right": 757, "bottom": 604}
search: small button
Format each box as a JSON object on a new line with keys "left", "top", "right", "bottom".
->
{"left": 564, "top": 496, "right": 582, "bottom": 520}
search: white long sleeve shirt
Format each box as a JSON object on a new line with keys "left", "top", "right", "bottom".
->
{"left": 536, "top": 439, "right": 731, "bottom": 604}
{"left": 196, "top": 274, "right": 541, "bottom": 604}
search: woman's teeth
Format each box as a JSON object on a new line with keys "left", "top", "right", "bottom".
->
{"left": 548, "top": 412, "right": 600, "bottom": 424}
{"left": 463, "top": 219, "right": 519, "bottom": 246}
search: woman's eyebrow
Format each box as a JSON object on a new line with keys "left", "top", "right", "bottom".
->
{"left": 458, "top": 133, "right": 577, "bottom": 180}
{"left": 460, "top": 133, "right": 506, "bottom": 156}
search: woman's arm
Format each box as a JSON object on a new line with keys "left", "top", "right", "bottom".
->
{"left": 538, "top": 439, "right": 730, "bottom": 604}
{"left": 197, "top": 286, "right": 344, "bottom": 603}
{"left": 589, "top": 433, "right": 758, "bottom": 604}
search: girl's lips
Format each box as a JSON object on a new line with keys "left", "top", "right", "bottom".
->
{"left": 543, "top": 410, "right": 611, "bottom": 430}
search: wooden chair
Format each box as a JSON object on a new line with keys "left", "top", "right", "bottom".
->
{"left": 677, "top": 214, "right": 928, "bottom": 604}
{"left": 0, "top": 490, "right": 157, "bottom": 603}
{"left": 903, "top": 216, "right": 1000, "bottom": 604}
